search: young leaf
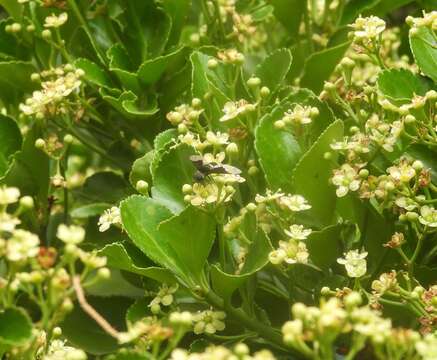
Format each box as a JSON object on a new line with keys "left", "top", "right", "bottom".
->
{"left": 292, "top": 120, "right": 344, "bottom": 227}
{"left": 74, "top": 58, "right": 113, "bottom": 89}
{"left": 151, "top": 143, "right": 196, "bottom": 214}
{"left": 99, "top": 242, "right": 175, "bottom": 283}
{"left": 377, "top": 68, "right": 430, "bottom": 105}
{"left": 410, "top": 26, "right": 437, "bottom": 83}
{"left": 300, "top": 42, "right": 350, "bottom": 93}
{"left": 255, "top": 104, "right": 302, "bottom": 192}
{"left": 0, "top": 307, "right": 32, "bottom": 346}
{"left": 267, "top": 0, "right": 305, "bottom": 39}
{"left": 120, "top": 196, "right": 216, "bottom": 287}
{"left": 254, "top": 48, "right": 292, "bottom": 94}
{"left": 211, "top": 228, "right": 273, "bottom": 301}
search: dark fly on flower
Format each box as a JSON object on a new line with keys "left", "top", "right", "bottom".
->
{"left": 189, "top": 155, "right": 241, "bottom": 182}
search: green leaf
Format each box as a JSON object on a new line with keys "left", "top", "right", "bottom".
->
{"left": 161, "top": 0, "right": 192, "bottom": 47}
{"left": 255, "top": 105, "right": 302, "bottom": 192}
{"left": 120, "top": 196, "right": 216, "bottom": 287}
{"left": 137, "top": 47, "right": 187, "bottom": 86}
{"left": 0, "top": 61, "right": 36, "bottom": 104}
{"left": 410, "top": 26, "right": 437, "bottom": 83}
{"left": 292, "top": 120, "right": 344, "bottom": 227}
{"left": 86, "top": 269, "right": 144, "bottom": 298}
{"left": 75, "top": 172, "right": 133, "bottom": 204}
{"left": 4, "top": 125, "right": 49, "bottom": 203}
{"left": 0, "top": 308, "right": 32, "bottom": 346}
{"left": 306, "top": 224, "right": 343, "bottom": 271}
{"left": 377, "top": 68, "right": 430, "bottom": 105}
{"left": 0, "top": 115, "right": 22, "bottom": 178}
{"left": 74, "top": 58, "right": 112, "bottom": 89}
{"left": 100, "top": 89, "right": 159, "bottom": 118}
{"left": 129, "top": 151, "right": 154, "bottom": 187}
{"left": 99, "top": 242, "right": 175, "bottom": 283}
{"left": 340, "top": 0, "right": 380, "bottom": 25}
{"left": 0, "top": 0, "right": 22, "bottom": 20}
{"left": 70, "top": 203, "right": 112, "bottom": 219}
{"left": 151, "top": 143, "right": 196, "bottom": 214}
{"left": 255, "top": 48, "right": 292, "bottom": 94}
{"left": 301, "top": 42, "right": 350, "bottom": 93}
{"left": 267, "top": 0, "right": 305, "bottom": 38}
{"left": 107, "top": 45, "right": 140, "bottom": 93}
{"left": 62, "top": 297, "right": 132, "bottom": 355}
{"left": 211, "top": 227, "right": 273, "bottom": 300}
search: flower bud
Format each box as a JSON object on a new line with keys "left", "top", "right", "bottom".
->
{"left": 412, "top": 160, "right": 424, "bottom": 171}
{"left": 31, "top": 73, "right": 41, "bottom": 82}
{"left": 406, "top": 211, "right": 419, "bottom": 221}
{"left": 52, "top": 327, "right": 62, "bottom": 337}
{"left": 344, "top": 291, "right": 362, "bottom": 308}
{"left": 11, "top": 23, "right": 21, "bottom": 33}
{"left": 97, "top": 267, "right": 111, "bottom": 280}
{"left": 248, "top": 166, "right": 258, "bottom": 176}
{"left": 323, "top": 152, "right": 332, "bottom": 160}
{"left": 260, "top": 86, "right": 270, "bottom": 98}
{"left": 63, "top": 134, "right": 74, "bottom": 144}
{"left": 234, "top": 343, "right": 249, "bottom": 356}
{"left": 35, "top": 138, "right": 46, "bottom": 149}
{"left": 136, "top": 180, "right": 149, "bottom": 195}
{"left": 26, "top": 24, "right": 35, "bottom": 32}
{"left": 191, "top": 98, "right": 202, "bottom": 108}
{"left": 247, "top": 77, "right": 261, "bottom": 88}
{"left": 321, "top": 286, "right": 331, "bottom": 295}
{"left": 246, "top": 202, "right": 257, "bottom": 212}
{"left": 359, "top": 169, "right": 369, "bottom": 179}
{"left": 151, "top": 303, "right": 161, "bottom": 314}
{"left": 207, "top": 58, "right": 218, "bottom": 69}
{"left": 274, "top": 120, "right": 285, "bottom": 129}
{"left": 182, "top": 184, "right": 192, "bottom": 194}
{"left": 405, "top": 114, "right": 416, "bottom": 123}
{"left": 42, "top": 29, "right": 52, "bottom": 39}
{"left": 20, "top": 196, "right": 34, "bottom": 209}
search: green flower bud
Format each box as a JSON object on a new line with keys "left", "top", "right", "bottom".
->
{"left": 260, "top": 86, "right": 270, "bottom": 98}
{"left": 136, "top": 180, "right": 149, "bottom": 195}
{"left": 247, "top": 77, "right": 261, "bottom": 88}
{"left": 42, "top": 29, "right": 52, "bottom": 39}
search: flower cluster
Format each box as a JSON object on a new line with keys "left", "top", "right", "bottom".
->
{"left": 20, "top": 65, "right": 84, "bottom": 118}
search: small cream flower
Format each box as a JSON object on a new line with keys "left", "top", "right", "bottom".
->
{"left": 0, "top": 186, "right": 20, "bottom": 205}
{"left": 278, "top": 194, "right": 311, "bottom": 212}
{"left": 269, "top": 239, "right": 309, "bottom": 265}
{"left": 57, "top": 224, "right": 85, "bottom": 245}
{"left": 220, "top": 100, "right": 251, "bottom": 122}
{"left": 337, "top": 249, "right": 368, "bottom": 278}
{"left": 43, "top": 340, "right": 86, "bottom": 360}
{"left": 419, "top": 205, "right": 437, "bottom": 227}
{"left": 284, "top": 224, "right": 312, "bottom": 240}
{"left": 416, "top": 333, "right": 437, "bottom": 360}
{"left": 332, "top": 164, "right": 361, "bottom": 197}
{"left": 395, "top": 197, "right": 418, "bottom": 211}
{"left": 0, "top": 213, "right": 20, "bottom": 233}
{"left": 351, "top": 16, "right": 386, "bottom": 40}
{"left": 149, "top": 283, "right": 179, "bottom": 313}
{"left": 387, "top": 162, "right": 416, "bottom": 183}
{"left": 281, "top": 105, "right": 319, "bottom": 126}
{"left": 44, "top": 13, "right": 68, "bottom": 28}
{"left": 97, "top": 207, "right": 121, "bottom": 232}
{"left": 193, "top": 310, "right": 226, "bottom": 334}
{"left": 6, "top": 229, "right": 40, "bottom": 262}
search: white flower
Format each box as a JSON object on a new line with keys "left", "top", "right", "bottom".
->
{"left": 185, "top": 182, "right": 235, "bottom": 207}
{"left": 337, "top": 249, "right": 368, "bottom": 278}
{"left": 351, "top": 308, "right": 391, "bottom": 343}
{"left": 6, "top": 229, "right": 40, "bottom": 262}
{"left": 387, "top": 162, "right": 416, "bottom": 183}
{"left": 0, "top": 186, "right": 20, "bottom": 205}
{"left": 332, "top": 164, "right": 361, "bottom": 197}
{"left": 57, "top": 224, "right": 85, "bottom": 245}
{"left": 351, "top": 16, "right": 386, "bottom": 40}
{"left": 255, "top": 189, "right": 284, "bottom": 203}
{"left": 416, "top": 333, "right": 437, "bottom": 360}
{"left": 193, "top": 310, "right": 226, "bottom": 334}
{"left": 284, "top": 224, "right": 312, "bottom": 240}
{"left": 282, "top": 105, "right": 318, "bottom": 126}
{"left": 97, "top": 206, "right": 121, "bottom": 232}
{"left": 0, "top": 213, "right": 20, "bottom": 233}
{"left": 44, "top": 13, "right": 68, "bottom": 28}
{"left": 278, "top": 194, "right": 311, "bottom": 212}
{"left": 43, "top": 340, "right": 87, "bottom": 360}
{"left": 395, "top": 197, "right": 418, "bottom": 211}
{"left": 205, "top": 131, "right": 229, "bottom": 146}
{"left": 269, "top": 239, "right": 309, "bottom": 265}
{"left": 419, "top": 205, "right": 437, "bottom": 227}
{"left": 149, "top": 283, "right": 179, "bottom": 313}
{"left": 220, "top": 100, "right": 250, "bottom": 122}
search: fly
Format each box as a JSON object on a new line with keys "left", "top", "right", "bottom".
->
{"left": 189, "top": 155, "right": 241, "bottom": 182}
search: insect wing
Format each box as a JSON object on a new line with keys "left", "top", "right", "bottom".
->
{"left": 222, "top": 164, "right": 242, "bottom": 175}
